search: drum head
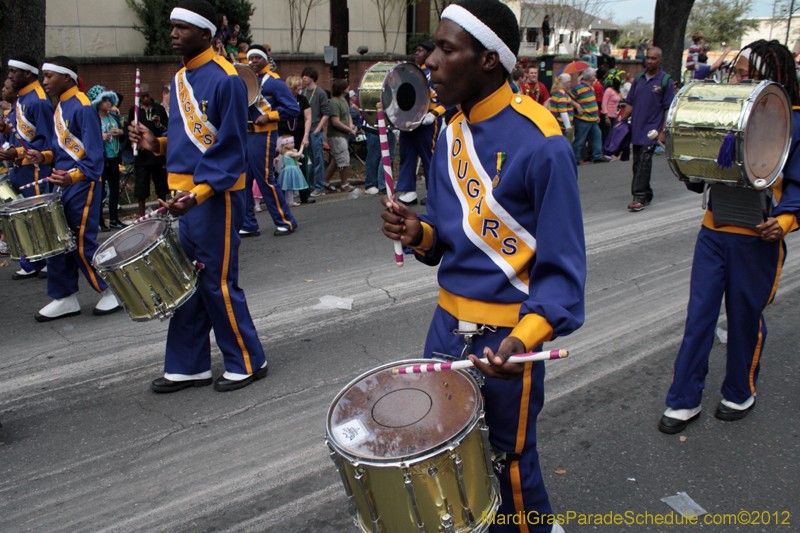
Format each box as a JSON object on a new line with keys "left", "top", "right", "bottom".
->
{"left": 94, "top": 218, "right": 167, "bottom": 269}
{"left": 359, "top": 62, "right": 430, "bottom": 131}
{"left": 328, "top": 361, "right": 480, "bottom": 460}
{"left": 234, "top": 63, "right": 261, "bottom": 107}
{"left": 0, "top": 193, "right": 58, "bottom": 213}
{"left": 744, "top": 83, "right": 791, "bottom": 183}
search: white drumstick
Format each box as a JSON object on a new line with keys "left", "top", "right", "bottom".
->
{"left": 647, "top": 129, "right": 665, "bottom": 150}
{"left": 391, "top": 349, "right": 568, "bottom": 375}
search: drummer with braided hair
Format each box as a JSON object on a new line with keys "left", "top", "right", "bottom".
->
{"left": 128, "top": 0, "right": 268, "bottom": 393}
{"left": 24, "top": 56, "right": 122, "bottom": 321}
{"left": 0, "top": 54, "right": 55, "bottom": 280}
{"left": 382, "top": 1, "right": 585, "bottom": 530}
{"left": 658, "top": 39, "right": 800, "bottom": 434}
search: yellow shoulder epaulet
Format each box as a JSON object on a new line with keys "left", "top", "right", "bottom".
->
{"left": 510, "top": 93, "right": 562, "bottom": 137}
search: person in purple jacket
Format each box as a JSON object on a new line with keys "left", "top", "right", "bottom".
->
{"left": 619, "top": 46, "right": 674, "bottom": 212}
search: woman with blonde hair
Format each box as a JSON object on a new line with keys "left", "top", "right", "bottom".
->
{"left": 278, "top": 74, "right": 315, "bottom": 204}
{"left": 550, "top": 73, "right": 574, "bottom": 139}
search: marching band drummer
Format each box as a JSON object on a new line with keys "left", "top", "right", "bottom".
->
{"left": 659, "top": 39, "right": 800, "bottom": 433}
{"left": 24, "top": 56, "right": 121, "bottom": 321}
{"left": 239, "top": 44, "right": 300, "bottom": 238}
{"left": 0, "top": 54, "right": 55, "bottom": 280}
{"left": 128, "top": 0, "right": 268, "bottom": 393}
{"left": 382, "top": 1, "right": 585, "bottom": 531}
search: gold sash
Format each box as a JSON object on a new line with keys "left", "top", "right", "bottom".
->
{"left": 54, "top": 104, "right": 86, "bottom": 162}
{"left": 176, "top": 69, "right": 218, "bottom": 153}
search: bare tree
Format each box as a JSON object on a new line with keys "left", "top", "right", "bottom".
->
{"left": 430, "top": 0, "right": 453, "bottom": 20}
{"left": 288, "top": 0, "right": 329, "bottom": 53}
{"left": 370, "top": 0, "right": 418, "bottom": 53}
{"left": 653, "top": 0, "right": 695, "bottom": 81}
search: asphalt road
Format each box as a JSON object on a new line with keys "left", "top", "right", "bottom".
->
{"left": 1, "top": 156, "right": 798, "bottom": 533}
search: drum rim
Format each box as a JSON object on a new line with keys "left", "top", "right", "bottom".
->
{"left": 740, "top": 81, "right": 793, "bottom": 187}
{"left": 234, "top": 63, "right": 261, "bottom": 107}
{"left": 0, "top": 192, "right": 61, "bottom": 214}
{"left": 92, "top": 217, "right": 171, "bottom": 271}
{"left": 357, "top": 61, "right": 428, "bottom": 132}
{"left": 326, "top": 358, "right": 484, "bottom": 467}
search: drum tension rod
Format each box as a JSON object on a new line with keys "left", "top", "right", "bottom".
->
{"left": 491, "top": 445, "right": 522, "bottom": 475}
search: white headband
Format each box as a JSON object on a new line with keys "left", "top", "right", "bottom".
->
{"left": 441, "top": 4, "right": 517, "bottom": 73}
{"left": 170, "top": 7, "right": 217, "bottom": 34}
{"left": 8, "top": 60, "right": 38, "bottom": 75}
{"left": 738, "top": 48, "right": 764, "bottom": 75}
{"left": 42, "top": 63, "right": 78, "bottom": 82}
{"left": 247, "top": 50, "right": 269, "bottom": 62}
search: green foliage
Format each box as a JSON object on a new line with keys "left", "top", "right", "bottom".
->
{"left": 688, "top": 0, "right": 759, "bottom": 47}
{"left": 126, "top": 0, "right": 255, "bottom": 56}
{"left": 615, "top": 18, "right": 653, "bottom": 49}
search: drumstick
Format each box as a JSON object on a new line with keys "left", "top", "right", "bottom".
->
{"left": 133, "top": 192, "right": 196, "bottom": 223}
{"left": 17, "top": 169, "right": 75, "bottom": 190}
{"left": 377, "top": 103, "right": 404, "bottom": 267}
{"left": 647, "top": 129, "right": 665, "bottom": 150}
{"left": 391, "top": 349, "right": 569, "bottom": 375}
{"left": 12, "top": 126, "right": 39, "bottom": 171}
{"left": 133, "top": 69, "right": 140, "bottom": 157}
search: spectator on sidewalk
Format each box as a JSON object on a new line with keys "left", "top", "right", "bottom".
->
{"left": 127, "top": 83, "right": 168, "bottom": 217}
{"left": 301, "top": 67, "right": 329, "bottom": 197}
{"left": 570, "top": 68, "right": 608, "bottom": 165}
{"left": 278, "top": 75, "right": 315, "bottom": 204}
{"left": 599, "top": 37, "right": 615, "bottom": 68}
{"left": 522, "top": 63, "right": 549, "bottom": 105}
{"left": 88, "top": 85, "right": 125, "bottom": 230}
{"left": 324, "top": 79, "right": 356, "bottom": 192}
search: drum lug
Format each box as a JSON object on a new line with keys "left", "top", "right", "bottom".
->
{"left": 479, "top": 419, "right": 502, "bottom": 499}
{"left": 354, "top": 466, "right": 382, "bottom": 533}
{"left": 451, "top": 449, "right": 476, "bottom": 528}
{"left": 439, "top": 511, "right": 456, "bottom": 533}
{"left": 402, "top": 467, "right": 426, "bottom": 533}
{"left": 149, "top": 287, "right": 173, "bottom": 320}
{"left": 326, "top": 441, "right": 358, "bottom": 519}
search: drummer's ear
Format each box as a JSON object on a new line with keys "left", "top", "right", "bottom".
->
{"left": 481, "top": 50, "right": 501, "bottom": 74}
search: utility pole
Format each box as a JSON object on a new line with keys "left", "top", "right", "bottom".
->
{"left": 330, "top": 0, "right": 350, "bottom": 80}
{"left": 787, "top": 0, "right": 795, "bottom": 47}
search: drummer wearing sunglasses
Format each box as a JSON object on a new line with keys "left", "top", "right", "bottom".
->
{"left": 382, "top": 1, "right": 585, "bottom": 531}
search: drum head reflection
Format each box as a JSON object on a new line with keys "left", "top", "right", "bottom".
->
{"left": 381, "top": 63, "right": 430, "bottom": 130}
{"left": 328, "top": 363, "right": 479, "bottom": 460}
{"left": 94, "top": 218, "right": 166, "bottom": 268}
{"left": 0, "top": 193, "right": 57, "bottom": 213}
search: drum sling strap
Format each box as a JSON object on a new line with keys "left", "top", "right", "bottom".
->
{"left": 709, "top": 184, "right": 770, "bottom": 229}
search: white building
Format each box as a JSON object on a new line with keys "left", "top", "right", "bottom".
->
{"left": 741, "top": 15, "right": 800, "bottom": 53}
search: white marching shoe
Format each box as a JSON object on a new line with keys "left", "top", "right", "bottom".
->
{"left": 35, "top": 293, "right": 81, "bottom": 322}
{"left": 93, "top": 289, "right": 122, "bottom": 316}
{"left": 397, "top": 191, "right": 418, "bottom": 205}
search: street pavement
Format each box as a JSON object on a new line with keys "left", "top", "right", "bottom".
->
{"left": 0, "top": 156, "right": 798, "bottom": 532}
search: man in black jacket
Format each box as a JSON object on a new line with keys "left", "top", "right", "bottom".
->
{"left": 128, "top": 83, "right": 168, "bottom": 217}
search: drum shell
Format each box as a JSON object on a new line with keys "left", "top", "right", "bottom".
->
{"left": 326, "top": 359, "right": 500, "bottom": 533}
{"left": 665, "top": 80, "right": 792, "bottom": 188}
{"left": 0, "top": 174, "right": 19, "bottom": 203}
{"left": 92, "top": 219, "right": 197, "bottom": 321}
{"left": 358, "top": 62, "right": 430, "bottom": 132}
{"left": 0, "top": 194, "right": 75, "bottom": 261}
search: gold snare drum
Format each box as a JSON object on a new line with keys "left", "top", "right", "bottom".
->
{"left": 0, "top": 194, "right": 75, "bottom": 261}
{"left": 358, "top": 62, "right": 430, "bottom": 131}
{"left": 92, "top": 218, "right": 197, "bottom": 322}
{"left": 326, "top": 360, "right": 500, "bottom": 533}
{"left": 0, "top": 173, "right": 19, "bottom": 203}
{"left": 665, "top": 80, "right": 792, "bottom": 189}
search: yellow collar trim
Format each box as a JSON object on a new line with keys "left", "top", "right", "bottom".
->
{"left": 59, "top": 86, "right": 79, "bottom": 102}
{"left": 185, "top": 47, "right": 216, "bottom": 71}
{"left": 18, "top": 80, "right": 41, "bottom": 97}
{"left": 258, "top": 65, "right": 272, "bottom": 75}
{"left": 465, "top": 82, "right": 512, "bottom": 124}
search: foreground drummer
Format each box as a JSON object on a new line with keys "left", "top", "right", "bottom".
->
{"left": 0, "top": 54, "right": 55, "bottom": 280}
{"left": 129, "top": 0, "right": 267, "bottom": 393}
{"left": 658, "top": 40, "right": 800, "bottom": 434}
{"left": 24, "top": 56, "right": 121, "bottom": 321}
{"left": 240, "top": 44, "right": 299, "bottom": 238}
{"left": 382, "top": 1, "right": 585, "bottom": 531}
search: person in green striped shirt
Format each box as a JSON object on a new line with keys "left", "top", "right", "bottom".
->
{"left": 569, "top": 68, "right": 609, "bottom": 164}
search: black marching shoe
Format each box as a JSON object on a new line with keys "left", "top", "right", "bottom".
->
{"left": 658, "top": 411, "right": 701, "bottom": 434}
{"left": 714, "top": 398, "right": 756, "bottom": 421}
{"left": 213, "top": 364, "right": 269, "bottom": 392}
{"left": 151, "top": 377, "right": 213, "bottom": 393}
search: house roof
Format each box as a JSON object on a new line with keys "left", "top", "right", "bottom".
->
{"left": 518, "top": 1, "right": 621, "bottom": 30}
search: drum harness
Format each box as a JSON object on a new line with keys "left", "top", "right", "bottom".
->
{"left": 435, "top": 320, "right": 524, "bottom": 473}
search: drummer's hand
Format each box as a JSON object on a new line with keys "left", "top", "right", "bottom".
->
{"left": 657, "top": 130, "right": 666, "bottom": 144}
{"left": 469, "top": 336, "right": 526, "bottom": 380}
{"left": 24, "top": 149, "right": 44, "bottom": 166}
{"left": 159, "top": 195, "right": 197, "bottom": 217}
{"left": 381, "top": 197, "right": 422, "bottom": 246}
{"left": 127, "top": 122, "right": 159, "bottom": 152}
{"left": 48, "top": 169, "right": 73, "bottom": 187}
{"left": 254, "top": 114, "right": 271, "bottom": 126}
{"left": 0, "top": 147, "right": 17, "bottom": 161}
{"left": 757, "top": 217, "right": 784, "bottom": 242}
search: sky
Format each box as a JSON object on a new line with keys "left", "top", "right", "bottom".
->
{"left": 605, "top": 0, "right": 777, "bottom": 25}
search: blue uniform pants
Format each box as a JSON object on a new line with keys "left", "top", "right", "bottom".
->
{"left": 397, "top": 122, "right": 437, "bottom": 193}
{"left": 364, "top": 129, "right": 395, "bottom": 191}
{"left": 242, "top": 130, "right": 297, "bottom": 233}
{"left": 165, "top": 189, "right": 266, "bottom": 377}
{"left": 15, "top": 164, "right": 50, "bottom": 273}
{"left": 572, "top": 119, "right": 603, "bottom": 163}
{"left": 425, "top": 306, "right": 555, "bottom": 533}
{"left": 45, "top": 180, "right": 107, "bottom": 299}
{"left": 666, "top": 227, "right": 784, "bottom": 409}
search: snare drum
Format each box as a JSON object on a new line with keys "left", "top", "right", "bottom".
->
{"left": 665, "top": 80, "right": 792, "bottom": 188}
{"left": 326, "top": 360, "right": 500, "bottom": 533}
{"left": 0, "top": 173, "right": 19, "bottom": 203}
{"left": 358, "top": 62, "right": 431, "bottom": 131}
{"left": 92, "top": 218, "right": 196, "bottom": 322}
{"left": 0, "top": 193, "right": 75, "bottom": 261}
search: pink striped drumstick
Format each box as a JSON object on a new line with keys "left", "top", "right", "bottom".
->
{"left": 133, "top": 192, "right": 196, "bottom": 223}
{"left": 133, "top": 69, "right": 140, "bottom": 157}
{"left": 18, "top": 168, "right": 75, "bottom": 191}
{"left": 391, "top": 349, "right": 569, "bottom": 375}
{"left": 376, "top": 103, "right": 404, "bottom": 267}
